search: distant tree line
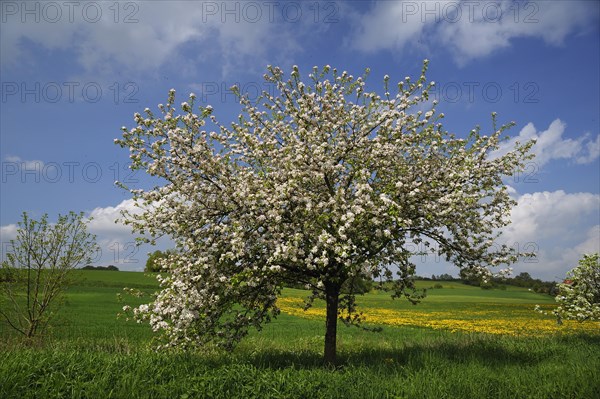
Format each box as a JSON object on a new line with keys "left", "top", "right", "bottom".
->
{"left": 416, "top": 271, "right": 558, "bottom": 295}
{"left": 500, "top": 272, "right": 557, "bottom": 294}
{"left": 81, "top": 265, "right": 119, "bottom": 271}
{"left": 466, "top": 271, "right": 557, "bottom": 294}
{"left": 425, "top": 273, "right": 456, "bottom": 281}
{"left": 282, "top": 275, "right": 374, "bottom": 295}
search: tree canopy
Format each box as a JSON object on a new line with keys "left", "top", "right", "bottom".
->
{"left": 116, "top": 61, "right": 533, "bottom": 364}
{"left": 546, "top": 253, "right": 600, "bottom": 324}
{"left": 145, "top": 250, "right": 172, "bottom": 273}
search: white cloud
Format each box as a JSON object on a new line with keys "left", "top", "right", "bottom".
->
{"left": 415, "top": 189, "right": 600, "bottom": 281}
{"left": 492, "top": 119, "right": 599, "bottom": 168}
{"left": 85, "top": 199, "right": 173, "bottom": 269}
{"left": 501, "top": 190, "right": 600, "bottom": 280}
{"left": 1, "top": 1, "right": 306, "bottom": 77}
{"left": 505, "top": 185, "right": 517, "bottom": 195}
{"left": 437, "top": 0, "right": 597, "bottom": 65}
{"left": 575, "top": 225, "right": 600, "bottom": 255}
{"left": 90, "top": 200, "right": 176, "bottom": 269}
{"left": 576, "top": 134, "right": 600, "bottom": 164}
{"left": 1, "top": 2, "right": 189, "bottom": 73}
{"left": 504, "top": 190, "right": 599, "bottom": 241}
{"left": 351, "top": 1, "right": 598, "bottom": 65}
{"left": 351, "top": 0, "right": 439, "bottom": 53}
{"left": 86, "top": 198, "right": 138, "bottom": 236}
{"left": 0, "top": 224, "right": 18, "bottom": 241}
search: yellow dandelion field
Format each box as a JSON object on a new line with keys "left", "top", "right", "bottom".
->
{"left": 276, "top": 296, "right": 599, "bottom": 337}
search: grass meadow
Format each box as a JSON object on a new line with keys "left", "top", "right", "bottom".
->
{"left": 1, "top": 270, "right": 599, "bottom": 398}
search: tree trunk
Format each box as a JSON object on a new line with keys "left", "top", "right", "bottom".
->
{"left": 324, "top": 284, "right": 340, "bottom": 366}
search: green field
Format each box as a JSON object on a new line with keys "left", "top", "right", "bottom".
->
{"left": 1, "top": 270, "right": 599, "bottom": 398}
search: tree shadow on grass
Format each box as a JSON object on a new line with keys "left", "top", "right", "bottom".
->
{"left": 231, "top": 333, "right": 600, "bottom": 371}
{"left": 560, "top": 332, "right": 600, "bottom": 346}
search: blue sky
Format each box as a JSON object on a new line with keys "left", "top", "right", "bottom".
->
{"left": 1, "top": 0, "right": 599, "bottom": 280}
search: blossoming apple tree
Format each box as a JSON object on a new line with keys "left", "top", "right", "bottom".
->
{"left": 548, "top": 253, "right": 600, "bottom": 324}
{"left": 116, "top": 61, "right": 533, "bottom": 364}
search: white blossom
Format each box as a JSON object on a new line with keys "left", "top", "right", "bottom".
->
{"left": 116, "top": 62, "right": 534, "bottom": 357}
{"left": 540, "top": 253, "right": 600, "bottom": 324}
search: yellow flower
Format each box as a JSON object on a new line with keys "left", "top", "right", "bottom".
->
{"left": 277, "top": 298, "right": 599, "bottom": 337}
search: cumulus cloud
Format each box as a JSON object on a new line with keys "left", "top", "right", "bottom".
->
{"left": 0, "top": 223, "right": 18, "bottom": 241}
{"left": 85, "top": 199, "right": 170, "bottom": 269}
{"left": 575, "top": 225, "right": 600, "bottom": 255}
{"left": 491, "top": 119, "right": 599, "bottom": 167}
{"left": 0, "top": 199, "right": 170, "bottom": 270}
{"left": 351, "top": 0, "right": 599, "bottom": 65}
{"left": 413, "top": 189, "right": 600, "bottom": 281}
{"left": 504, "top": 190, "right": 599, "bottom": 242}
{"left": 576, "top": 134, "right": 600, "bottom": 164}
{"left": 86, "top": 198, "right": 138, "bottom": 236}
{"left": 501, "top": 190, "right": 600, "bottom": 280}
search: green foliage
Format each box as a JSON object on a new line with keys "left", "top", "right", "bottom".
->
{"left": 116, "top": 61, "right": 534, "bottom": 365}
{"left": 459, "top": 269, "right": 557, "bottom": 294}
{"left": 2, "top": 272, "right": 599, "bottom": 398}
{"left": 81, "top": 265, "right": 119, "bottom": 271}
{"left": 515, "top": 272, "right": 533, "bottom": 282}
{"left": 341, "top": 276, "right": 373, "bottom": 295}
{"left": 0, "top": 212, "right": 97, "bottom": 339}
{"left": 546, "top": 253, "right": 600, "bottom": 324}
{"left": 2, "top": 334, "right": 600, "bottom": 399}
{"left": 431, "top": 274, "right": 455, "bottom": 281}
{"left": 144, "top": 250, "right": 171, "bottom": 273}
